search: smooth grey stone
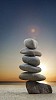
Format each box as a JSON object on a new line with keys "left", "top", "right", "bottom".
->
{"left": 19, "top": 72, "right": 46, "bottom": 81}
{"left": 19, "top": 64, "right": 41, "bottom": 72}
{"left": 20, "top": 48, "right": 42, "bottom": 56}
{"left": 26, "top": 81, "right": 52, "bottom": 94}
{"left": 24, "top": 38, "right": 38, "bottom": 49}
{"left": 22, "top": 56, "right": 40, "bottom": 66}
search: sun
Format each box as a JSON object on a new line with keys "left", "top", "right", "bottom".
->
{"left": 39, "top": 64, "right": 47, "bottom": 74}
{"left": 40, "top": 64, "right": 47, "bottom": 71}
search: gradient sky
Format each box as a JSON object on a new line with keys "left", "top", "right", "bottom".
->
{"left": 0, "top": 0, "right": 56, "bottom": 81}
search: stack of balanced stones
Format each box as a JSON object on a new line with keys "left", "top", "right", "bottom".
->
{"left": 19, "top": 38, "right": 52, "bottom": 94}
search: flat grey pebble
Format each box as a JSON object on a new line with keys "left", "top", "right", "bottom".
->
{"left": 19, "top": 64, "right": 41, "bottom": 72}
{"left": 22, "top": 55, "right": 40, "bottom": 66}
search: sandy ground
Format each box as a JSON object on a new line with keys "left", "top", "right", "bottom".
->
{"left": 0, "top": 84, "right": 56, "bottom": 100}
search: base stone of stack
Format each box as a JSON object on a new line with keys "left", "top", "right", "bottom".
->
{"left": 26, "top": 81, "right": 52, "bottom": 94}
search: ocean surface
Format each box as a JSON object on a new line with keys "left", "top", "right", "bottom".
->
{"left": 0, "top": 81, "right": 56, "bottom": 86}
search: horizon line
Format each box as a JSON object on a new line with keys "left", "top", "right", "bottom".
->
{"left": 0, "top": 81, "right": 56, "bottom": 83}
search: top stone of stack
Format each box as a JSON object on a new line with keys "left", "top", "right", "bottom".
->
{"left": 24, "top": 38, "right": 38, "bottom": 49}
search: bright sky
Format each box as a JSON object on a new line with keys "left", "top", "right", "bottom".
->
{"left": 0, "top": 0, "right": 56, "bottom": 82}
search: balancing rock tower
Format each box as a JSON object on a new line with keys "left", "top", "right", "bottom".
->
{"left": 19, "top": 38, "right": 52, "bottom": 94}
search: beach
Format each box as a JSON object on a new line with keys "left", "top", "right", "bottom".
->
{"left": 0, "top": 83, "right": 56, "bottom": 100}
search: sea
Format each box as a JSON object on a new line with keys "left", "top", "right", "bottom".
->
{"left": 0, "top": 81, "right": 56, "bottom": 86}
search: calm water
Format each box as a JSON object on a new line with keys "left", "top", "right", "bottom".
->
{"left": 47, "top": 82, "right": 56, "bottom": 86}
{"left": 0, "top": 82, "right": 56, "bottom": 86}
